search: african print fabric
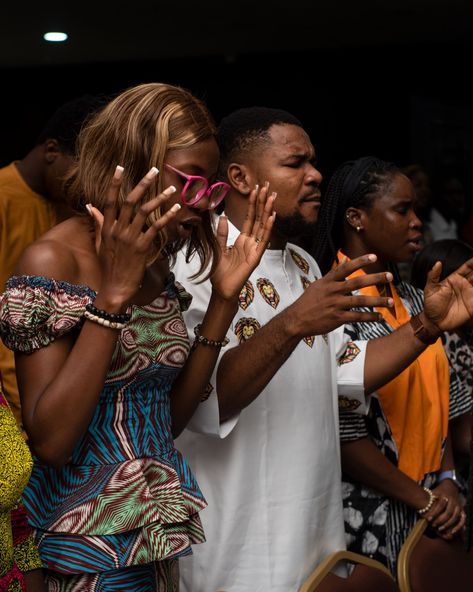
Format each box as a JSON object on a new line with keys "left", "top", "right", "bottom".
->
{"left": 173, "top": 217, "right": 370, "bottom": 592}
{"left": 442, "top": 330, "right": 473, "bottom": 419}
{"left": 0, "top": 385, "right": 41, "bottom": 591}
{"left": 339, "top": 281, "right": 469, "bottom": 573}
{"left": 45, "top": 558, "right": 179, "bottom": 591}
{"left": 0, "top": 274, "right": 205, "bottom": 584}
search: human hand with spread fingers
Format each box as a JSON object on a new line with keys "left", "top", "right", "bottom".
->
{"left": 421, "top": 258, "right": 473, "bottom": 337}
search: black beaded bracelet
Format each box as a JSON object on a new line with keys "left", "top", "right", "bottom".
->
{"left": 85, "top": 303, "right": 131, "bottom": 324}
{"left": 193, "top": 323, "right": 229, "bottom": 348}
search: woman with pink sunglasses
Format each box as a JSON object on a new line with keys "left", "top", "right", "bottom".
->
{"left": 0, "top": 82, "right": 275, "bottom": 591}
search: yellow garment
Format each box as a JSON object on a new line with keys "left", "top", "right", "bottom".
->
{"left": 0, "top": 384, "right": 41, "bottom": 586}
{"left": 0, "top": 162, "right": 62, "bottom": 426}
{"left": 338, "top": 251, "right": 449, "bottom": 481}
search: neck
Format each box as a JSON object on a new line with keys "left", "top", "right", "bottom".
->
{"left": 342, "top": 238, "right": 388, "bottom": 274}
{"left": 15, "top": 146, "right": 46, "bottom": 196}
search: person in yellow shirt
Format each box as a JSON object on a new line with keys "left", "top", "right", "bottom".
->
{"left": 0, "top": 96, "right": 102, "bottom": 426}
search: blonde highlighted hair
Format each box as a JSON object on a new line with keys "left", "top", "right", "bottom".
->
{"left": 66, "top": 82, "right": 219, "bottom": 275}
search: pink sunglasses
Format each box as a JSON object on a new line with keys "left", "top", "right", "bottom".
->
{"left": 165, "top": 164, "right": 230, "bottom": 210}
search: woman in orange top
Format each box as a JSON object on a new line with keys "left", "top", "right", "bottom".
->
{"left": 312, "top": 156, "right": 466, "bottom": 572}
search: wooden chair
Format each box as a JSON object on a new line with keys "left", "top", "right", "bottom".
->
{"left": 397, "top": 517, "right": 473, "bottom": 592}
{"left": 299, "top": 549, "right": 398, "bottom": 592}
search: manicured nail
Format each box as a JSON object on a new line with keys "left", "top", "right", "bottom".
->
{"left": 368, "top": 254, "right": 377, "bottom": 262}
{"left": 163, "top": 185, "right": 177, "bottom": 195}
{"left": 271, "top": 192, "right": 277, "bottom": 200}
{"left": 170, "top": 203, "right": 181, "bottom": 212}
{"left": 255, "top": 184, "right": 259, "bottom": 191}
{"left": 85, "top": 204, "right": 93, "bottom": 216}
{"left": 114, "top": 165, "right": 124, "bottom": 179}
{"left": 145, "top": 167, "right": 159, "bottom": 179}
{"left": 387, "top": 298, "right": 394, "bottom": 307}
{"left": 386, "top": 272, "right": 393, "bottom": 281}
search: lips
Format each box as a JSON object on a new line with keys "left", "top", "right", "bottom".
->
{"left": 407, "top": 234, "right": 423, "bottom": 251}
{"left": 300, "top": 192, "right": 321, "bottom": 204}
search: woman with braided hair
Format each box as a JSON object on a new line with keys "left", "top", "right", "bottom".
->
{"left": 312, "top": 156, "right": 467, "bottom": 572}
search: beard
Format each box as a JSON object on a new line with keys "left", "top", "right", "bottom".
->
{"left": 273, "top": 211, "right": 316, "bottom": 242}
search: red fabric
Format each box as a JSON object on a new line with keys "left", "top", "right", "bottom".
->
{"left": 11, "top": 505, "right": 33, "bottom": 547}
{"left": 0, "top": 562, "right": 26, "bottom": 592}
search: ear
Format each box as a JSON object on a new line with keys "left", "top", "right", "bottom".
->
{"left": 226, "top": 162, "right": 255, "bottom": 195}
{"left": 43, "top": 139, "right": 61, "bottom": 164}
{"left": 345, "top": 207, "right": 364, "bottom": 232}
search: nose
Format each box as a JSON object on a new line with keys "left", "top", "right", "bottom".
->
{"left": 409, "top": 211, "right": 422, "bottom": 229}
{"left": 306, "top": 164, "right": 323, "bottom": 185}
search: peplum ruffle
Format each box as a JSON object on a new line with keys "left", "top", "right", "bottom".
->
{"left": 24, "top": 451, "right": 206, "bottom": 574}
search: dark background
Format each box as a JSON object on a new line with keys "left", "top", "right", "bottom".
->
{"left": 1, "top": 1, "right": 472, "bottom": 197}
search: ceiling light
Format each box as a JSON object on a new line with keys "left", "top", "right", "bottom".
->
{"left": 43, "top": 32, "right": 68, "bottom": 42}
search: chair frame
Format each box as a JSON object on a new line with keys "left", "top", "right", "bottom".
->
{"left": 299, "top": 549, "right": 396, "bottom": 592}
{"left": 396, "top": 518, "right": 428, "bottom": 592}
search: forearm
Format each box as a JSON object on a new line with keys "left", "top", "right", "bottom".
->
{"left": 216, "top": 308, "right": 301, "bottom": 420}
{"left": 440, "top": 433, "right": 455, "bottom": 471}
{"left": 170, "top": 292, "right": 238, "bottom": 436}
{"left": 19, "top": 295, "right": 124, "bottom": 466}
{"left": 364, "top": 313, "right": 430, "bottom": 393}
{"left": 341, "top": 437, "right": 429, "bottom": 510}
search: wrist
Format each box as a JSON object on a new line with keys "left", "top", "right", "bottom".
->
{"left": 437, "top": 469, "right": 460, "bottom": 489}
{"left": 417, "top": 487, "right": 438, "bottom": 515}
{"left": 410, "top": 312, "right": 440, "bottom": 345}
{"left": 93, "top": 294, "right": 130, "bottom": 314}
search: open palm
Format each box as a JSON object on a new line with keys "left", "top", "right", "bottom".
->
{"left": 423, "top": 259, "right": 473, "bottom": 331}
{"left": 210, "top": 185, "right": 276, "bottom": 301}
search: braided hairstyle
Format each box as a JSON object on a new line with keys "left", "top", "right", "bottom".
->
{"left": 312, "top": 156, "right": 399, "bottom": 275}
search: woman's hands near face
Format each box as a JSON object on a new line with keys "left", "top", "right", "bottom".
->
{"left": 210, "top": 183, "right": 276, "bottom": 301}
{"left": 88, "top": 166, "right": 179, "bottom": 309}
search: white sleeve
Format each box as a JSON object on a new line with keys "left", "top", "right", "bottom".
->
{"left": 172, "top": 250, "right": 240, "bottom": 438}
{"left": 332, "top": 325, "right": 370, "bottom": 415}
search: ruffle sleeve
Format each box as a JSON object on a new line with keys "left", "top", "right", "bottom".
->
{"left": 0, "top": 276, "right": 95, "bottom": 354}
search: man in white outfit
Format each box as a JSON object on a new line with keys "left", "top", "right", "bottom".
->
{"left": 173, "top": 108, "right": 473, "bottom": 591}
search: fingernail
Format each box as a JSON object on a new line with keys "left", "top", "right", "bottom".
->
{"left": 368, "top": 254, "right": 377, "bottom": 262}
{"left": 114, "top": 165, "right": 124, "bottom": 179}
{"left": 264, "top": 181, "right": 270, "bottom": 189}
{"left": 85, "top": 204, "right": 93, "bottom": 216}
{"left": 146, "top": 167, "right": 159, "bottom": 179}
{"left": 271, "top": 192, "right": 277, "bottom": 199}
{"left": 386, "top": 272, "right": 393, "bottom": 281}
{"left": 272, "top": 212, "right": 277, "bottom": 220}
{"left": 170, "top": 203, "right": 181, "bottom": 212}
{"left": 387, "top": 298, "right": 394, "bottom": 307}
{"left": 255, "top": 184, "right": 259, "bottom": 191}
{"left": 163, "top": 185, "right": 177, "bottom": 195}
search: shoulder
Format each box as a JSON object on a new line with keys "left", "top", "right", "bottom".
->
{"left": 15, "top": 218, "right": 87, "bottom": 281}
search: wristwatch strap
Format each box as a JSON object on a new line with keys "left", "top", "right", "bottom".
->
{"left": 410, "top": 314, "right": 437, "bottom": 345}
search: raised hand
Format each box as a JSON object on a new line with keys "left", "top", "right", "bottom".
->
{"left": 210, "top": 184, "right": 276, "bottom": 301}
{"left": 93, "top": 165, "right": 180, "bottom": 308}
{"left": 423, "top": 258, "right": 473, "bottom": 332}
{"left": 286, "top": 255, "right": 394, "bottom": 337}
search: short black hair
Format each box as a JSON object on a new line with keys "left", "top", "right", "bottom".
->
{"left": 217, "top": 106, "right": 302, "bottom": 177}
{"left": 36, "top": 94, "right": 106, "bottom": 155}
